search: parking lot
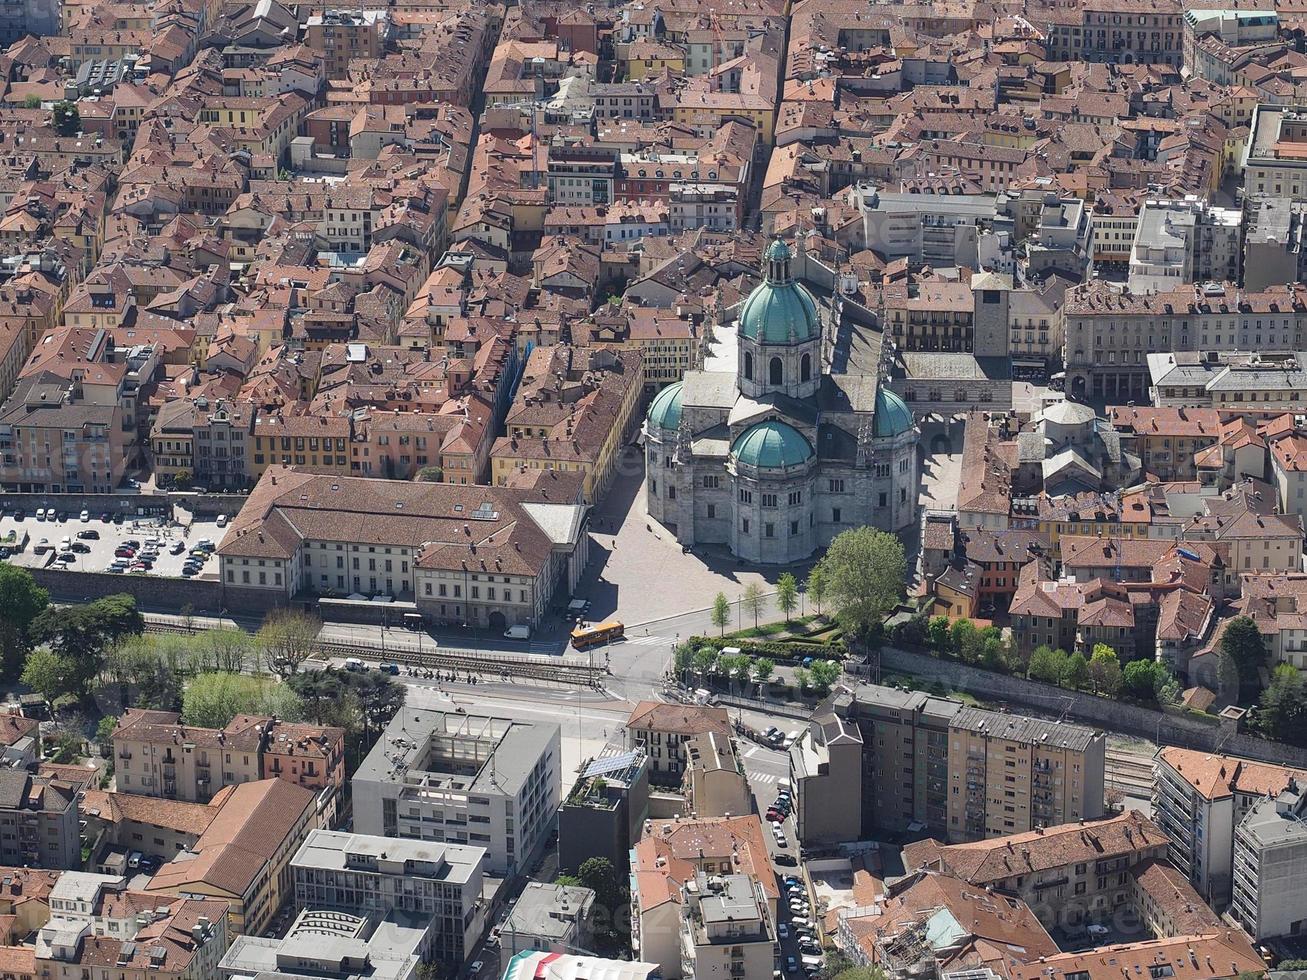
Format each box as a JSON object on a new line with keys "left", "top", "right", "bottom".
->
{"left": 0, "top": 509, "right": 229, "bottom": 579}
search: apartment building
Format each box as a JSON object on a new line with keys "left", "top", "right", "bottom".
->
{"left": 500, "top": 881, "right": 594, "bottom": 958}
{"left": 626, "top": 702, "right": 733, "bottom": 787}
{"left": 304, "top": 11, "right": 388, "bottom": 79}
{"left": 0, "top": 771, "right": 80, "bottom": 870}
{"left": 789, "top": 708, "right": 863, "bottom": 845}
{"left": 290, "top": 830, "right": 487, "bottom": 964}
{"left": 1231, "top": 777, "right": 1307, "bottom": 940}
{"left": 1244, "top": 105, "right": 1307, "bottom": 202}
{"left": 1153, "top": 746, "right": 1307, "bottom": 907}
{"left": 33, "top": 881, "right": 229, "bottom": 980}
{"left": 903, "top": 811, "right": 1170, "bottom": 930}
{"left": 1243, "top": 197, "right": 1307, "bottom": 292}
{"left": 352, "top": 707, "right": 560, "bottom": 876}
{"left": 845, "top": 687, "right": 1107, "bottom": 841}
{"left": 1108, "top": 407, "right": 1222, "bottom": 481}
{"left": 680, "top": 873, "right": 775, "bottom": 980}
{"left": 489, "top": 345, "right": 644, "bottom": 504}
{"left": 630, "top": 815, "right": 777, "bottom": 980}
{"left": 145, "top": 780, "right": 324, "bottom": 936}
{"left": 1128, "top": 198, "right": 1242, "bottom": 294}
{"left": 947, "top": 706, "right": 1107, "bottom": 841}
{"left": 683, "top": 732, "right": 750, "bottom": 821}
{"left": 112, "top": 710, "right": 345, "bottom": 805}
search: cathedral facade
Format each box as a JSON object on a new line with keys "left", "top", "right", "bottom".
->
{"left": 644, "top": 239, "right": 920, "bottom": 565}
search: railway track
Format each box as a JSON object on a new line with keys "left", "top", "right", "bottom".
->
{"left": 142, "top": 615, "right": 604, "bottom": 687}
{"left": 1105, "top": 752, "right": 1155, "bottom": 797}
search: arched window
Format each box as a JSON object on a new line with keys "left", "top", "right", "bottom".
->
{"left": 743, "top": 351, "right": 753, "bottom": 381}
{"left": 800, "top": 353, "right": 811, "bottom": 382}
{"left": 769, "top": 357, "right": 783, "bottom": 385}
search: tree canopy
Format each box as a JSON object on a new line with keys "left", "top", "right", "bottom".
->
{"left": 817, "top": 527, "right": 904, "bottom": 640}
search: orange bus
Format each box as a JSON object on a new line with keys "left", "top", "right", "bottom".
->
{"left": 571, "top": 621, "right": 624, "bottom": 649}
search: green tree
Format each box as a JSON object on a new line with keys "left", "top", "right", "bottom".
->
{"left": 805, "top": 565, "right": 828, "bottom": 615}
{"left": 692, "top": 646, "right": 719, "bottom": 676}
{"left": 575, "top": 856, "right": 624, "bottom": 910}
{"left": 808, "top": 659, "right": 842, "bottom": 696}
{"left": 753, "top": 657, "right": 775, "bottom": 687}
{"left": 21, "top": 648, "right": 69, "bottom": 703}
{"left": 776, "top": 573, "right": 799, "bottom": 622}
{"left": 742, "top": 582, "right": 765, "bottom": 629}
{"left": 256, "top": 609, "right": 320, "bottom": 677}
{"left": 1087, "top": 645, "right": 1123, "bottom": 697}
{"left": 711, "top": 592, "right": 731, "bottom": 636}
{"left": 23, "top": 94, "right": 40, "bottom": 109}
{"left": 414, "top": 466, "right": 443, "bottom": 483}
{"left": 52, "top": 100, "right": 79, "bottom": 136}
{"left": 1217, "top": 649, "right": 1241, "bottom": 702}
{"left": 95, "top": 714, "right": 118, "bottom": 746}
{"left": 673, "top": 642, "right": 695, "bottom": 676}
{"left": 1063, "top": 652, "right": 1089, "bottom": 690}
{"left": 182, "top": 672, "right": 304, "bottom": 728}
{"left": 1219, "top": 616, "right": 1268, "bottom": 696}
{"left": 950, "top": 619, "right": 981, "bottom": 663}
{"left": 817, "top": 527, "right": 905, "bottom": 640}
{"left": 1123, "top": 660, "right": 1168, "bottom": 702}
{"left": 1257, "top": 665, "right": 1307, "bottom": 746}
{"left": 1028, "top": 646, "right": 1068, "bottom": 685}
{"left": 0, "top": 564, "right": 48, "bottom": 679}
{"left": 29, "top": 594, "right": 143, "bottom": 699}
{"left": 927, "top": 616, "right": 952, "bottom": 653}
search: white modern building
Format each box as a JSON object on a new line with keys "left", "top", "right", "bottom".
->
{"left": 1231, "top": 778, "right": 1307, "bottom": 940}
{"left": 1128, "top": 198, "right": 1242, "bottom": 294}
{"left": 352, "top": 707, "right": 561, "bottom": 876}
{"left": 290, "top": 830, "right": 488, "bottom": 964}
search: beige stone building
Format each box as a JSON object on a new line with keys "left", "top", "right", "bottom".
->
{"left": 683, "top": 732, "right": 750, "bottom": 820}
{"left": 789, "top": 708, "right": 862, "bottom": 846}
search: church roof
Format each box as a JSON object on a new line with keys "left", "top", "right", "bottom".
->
{"left": 730, "top": 419, "right": 814, "bottom": 469}
{"left": 646, "top": 381, "right": 683, "bottom": 431}
{"left": 874, "top": 387, "right": 914, "bottom": 438}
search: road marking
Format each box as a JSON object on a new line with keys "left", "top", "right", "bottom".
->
{"left": 750, "top": 772, "right": 778, "bottom": 784}
{"left": 623, "top": 634, "right": 672, "bottom": 646}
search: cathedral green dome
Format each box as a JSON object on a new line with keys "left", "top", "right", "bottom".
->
{"left": 739, "top": 238, "right": 821, "bottom": 345}
{"left": 731, "top": 420, "right": 814, "bottom": 470}
{"left": 873, "top": 387, "right": 914, "bottom": 439}
{"left": 646, "top": 382, "right": 683, "bottom": 431}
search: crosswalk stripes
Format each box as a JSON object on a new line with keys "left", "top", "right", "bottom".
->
{"left": 750, "top": 772, "right": 778, "bottom": 785}
{"left": 624, "top": 634, "right": 672, "bottom": 646}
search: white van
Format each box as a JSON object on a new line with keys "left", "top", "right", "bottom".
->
{"left": 504, "top": 625, "right": 531, "bottom": 640}
{"left": 344, "top": 658, "right": 365, "bottom": 672}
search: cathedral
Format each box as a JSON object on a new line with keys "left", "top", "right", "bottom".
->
{"left": 644, "top": 239, "right": 920, "bottom": 565}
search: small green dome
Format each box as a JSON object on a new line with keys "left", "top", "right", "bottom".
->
{"left": 646, "top": 382, "right": 683, "bottom": 431}
{"left": 873, "top": 387, "right": 914, "bottom": 438}
{"left": 764, "top": 238, "right": 793, "bottom": 263}
{"left": 738, "top": 279, "right": 820, "bottom": 344}
{"left": 731, "top": 420, "right": 814, "bottom": 469}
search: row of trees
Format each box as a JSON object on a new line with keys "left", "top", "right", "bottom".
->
{"left": 897, "top": 609, "right": 1184, "bottom": 706}
{"left": 708, "top": 527, "right": 905, "bottom": 639}
{"left": 673, "top": 642, "right": 843, "bottom": 697}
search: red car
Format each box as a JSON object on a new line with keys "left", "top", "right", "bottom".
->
{"left": 114, "top": 547, "right": 136, "bottom": 558}
{"left": 766, "top": 808, "right": 783, "bottom": 822}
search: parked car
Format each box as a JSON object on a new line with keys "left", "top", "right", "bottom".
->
{"left": 115, "top": 548, "right": 136, "bottom": 559}
{"left": 766, "top": 808, "right": 783, "bottom": 823}
{"left": 1086, "top": 924, "right": 1110, "bottom": 937}
{"left": 77, "top": 529, "right": 99, "bottom": 540}
{"left": 378, "top": 663, "right": 400, "bottom": 675}
{"left": 216, "top": 514, "right": 229, "bottom": 527}
{"left": 54, "top": 553, "right": 76, "bottom": 564}
{"left": 79, "top": 510, "right": 90, "bottom": 522}
{"left": 70, "top": 542, "right": 91, "bottom": 554}
{"left": 169, "top": 541, "right": 186, "bottom": 554}
{"left": 777, "top": 924, "right": 790, "bottom": 940}
{"left": 100, "top": 513, "right": 111, "bottom": 522}
{"left": 33, "top": 538, "right": 51, "bottom": 554}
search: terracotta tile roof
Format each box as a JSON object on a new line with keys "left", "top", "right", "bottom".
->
{"left": 1159, "top": 746, "right": 1307, "bottom": 801}
{"left": 1005, "top": 931, "right": 1262, "bottom": 980}
{"left": 627, "top": 702, "right": 732, "bottom": 739}
{"left": 903, "top": 812, "right": 1168, "bottom": 884}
